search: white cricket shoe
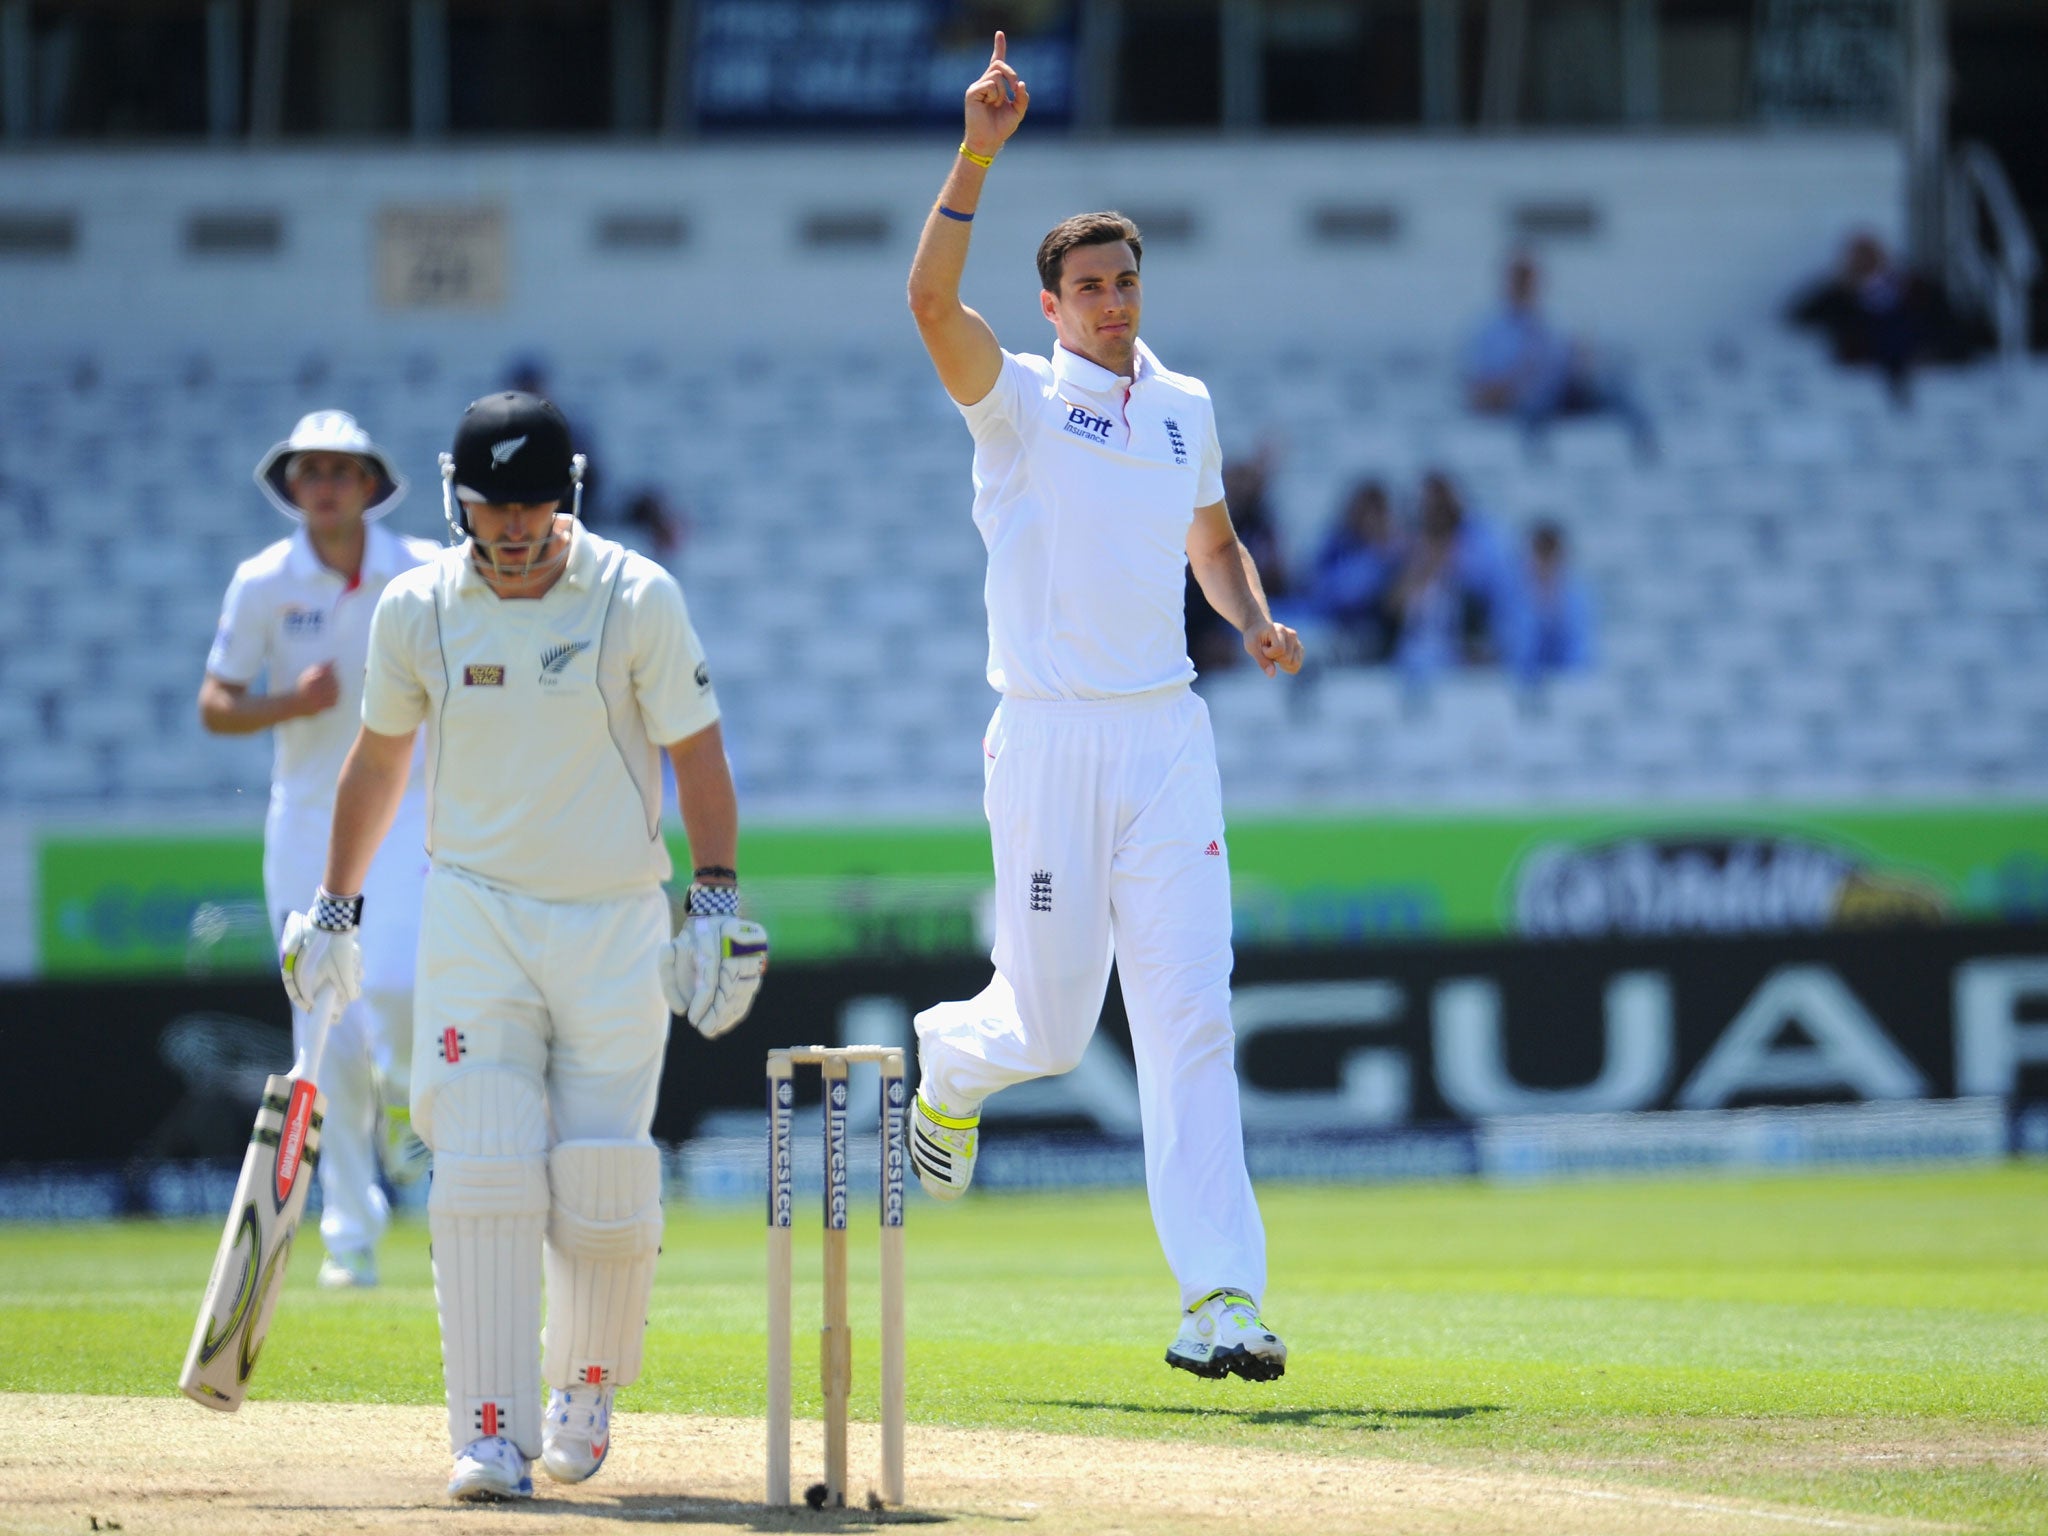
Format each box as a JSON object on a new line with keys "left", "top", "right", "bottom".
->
{"left": 448, "top": 1435, "right": 533, "bottom": 1501}
{"left": 1165, "top": 1289, "right": 1288, "bottom": 1382}
{"left": 908, "top": 1092, "right": 979, "bottom": 1201}
{"left": 316, "top": 1249, "right": 377, "bottom": 1289}
{"left": 380, "top": 1104, "right": 431, "bottom": 1187}
{"left": 541, "top": 1385, "right": 614, "bottom": 1484}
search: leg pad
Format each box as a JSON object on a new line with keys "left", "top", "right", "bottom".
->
{"left": 543, "top": 1139, "right": 663, "bottom": 1390}
{"left": 427, "top": 1069, "right": 548, "bottom": 1457}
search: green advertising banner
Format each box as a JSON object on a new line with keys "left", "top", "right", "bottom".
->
{"left": 38, "top": 804, "right": 2048, "bottom": 977}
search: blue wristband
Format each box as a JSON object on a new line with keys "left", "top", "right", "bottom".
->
{"left": 937, "top": 205, "right": 974, "bottom": 223}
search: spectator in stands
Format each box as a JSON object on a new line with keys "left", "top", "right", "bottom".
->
{"left": 1462, "top": 253, "right": 1655, "bottom": 457}
{"left": 1500, "top": 520, "right": 1596, "bottom": 684}
{"left": 1223, "top": 455, "right": 1288, "bottom": 598}
{"left": 1786, "top": 231, "right": 1980, "bottom": 405}
{"left": 614, "top": 488, "right": 686, "bottom": 564}
{"left": 1188, "top": 457, "right": 1288, "bottom": 673}
{"left": 1389, "top": 472, "right": 1502, "bottom": 677}
{"left": 1308, "top": 479, "right": 1404, "bottom": 663}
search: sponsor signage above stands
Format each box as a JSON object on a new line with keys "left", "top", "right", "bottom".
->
{"left": 692, "top": 2, "right": 1076, "bottom": 130}
{"left": 1211, "top": 928, "right": 2048, "bottom": 1129}
{"left": 36, "top": 806, "right": 2046, "bottom": 977}
{"left": 1511, "top": 832, "right": 1950, "bottom": 938}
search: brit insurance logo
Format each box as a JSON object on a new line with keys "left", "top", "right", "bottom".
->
{"left": 539, "top": 639, "right": 590, "bottom": 686}
{"left": 281, "top": 607, "right": 324, "bottom": 638}
{"left": 1060, "top": 400, "right": 1114, "bottom": 445}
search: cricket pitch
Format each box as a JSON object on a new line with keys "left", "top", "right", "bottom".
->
{"left": 0, "top": 1395, "right": 1965, "bottom": 1536}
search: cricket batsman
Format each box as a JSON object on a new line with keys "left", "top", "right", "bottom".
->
{"left": 277, "top": 392, "right": 769, "bottom": 1499}
{"left": 200, "top": 411, "right": 436, "bottom": 1287}
{"left": 904, "top": 34, "right": 1301, "bottom": 1382}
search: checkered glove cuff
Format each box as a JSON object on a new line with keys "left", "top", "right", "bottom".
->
{"left": 685, "top": 883, "right": 740, "bottom": 918}
{"left": 313, "top": 889, "right": 364, "bottom": 932}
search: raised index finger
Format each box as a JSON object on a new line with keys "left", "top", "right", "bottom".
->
{"left": 991, "top": 29, "right": 1007, "bottom": 64}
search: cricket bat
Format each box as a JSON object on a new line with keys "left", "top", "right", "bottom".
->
{"left": 179, "top": 984, "right": 341, "bottom": 1412}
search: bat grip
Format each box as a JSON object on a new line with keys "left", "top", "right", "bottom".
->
{"left": 293, "top": 984, "right": 343, "bottom": 1086}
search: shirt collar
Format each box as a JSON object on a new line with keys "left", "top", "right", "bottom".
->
{"left": 1051, "top": 339, "right": 1158, "bottom": 394}
{"left": 288, "top": 523, "right": 406, "bottom": 585}
{"left": 559, "top": 520, "right": 596, "bottom": 588}
{"left": 285, "top": 528, "right": 328, "bottom": 582}
{"left": 358, "top": 523, "right": 409, "bottom": 583}
{"left": 286, "top": 520, "right": 413, "bottom": 585}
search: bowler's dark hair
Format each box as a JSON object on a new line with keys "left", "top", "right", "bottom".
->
{"left": 1036, "top": 211, "right": 1143, "bottom": 294}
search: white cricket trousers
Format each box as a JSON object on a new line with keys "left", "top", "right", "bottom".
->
{"left": 410, "top": 868, "right": 671, "bottom": 1142}
{"left": 915, "top": 685, "right": 1267, "bottom": 1309}
{"left": 264, "top": 792, "right": 427, "bottom": 1258}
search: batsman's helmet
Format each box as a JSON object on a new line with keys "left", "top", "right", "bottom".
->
{"left": 438, "top": 391, "right": 587, "bottom": 544}
{"left": 439, "top": 392, "right": 587, "bottom": 581}
{"left": 253, "top": 410, "right": 408, "bottom": 523}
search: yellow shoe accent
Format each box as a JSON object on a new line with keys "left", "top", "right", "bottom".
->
{"left": 916, "top": 1095, "right": 981, "bottom": 1130}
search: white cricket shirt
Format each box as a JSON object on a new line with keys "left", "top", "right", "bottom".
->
{"left": 207, "top": 523, "right": 440, "bottom": 810}
{"left": 361, "top": 523, "right": 720, "bottom": 903}
{"left": 957, "top": 339, "right": 1226, "bottom": 700}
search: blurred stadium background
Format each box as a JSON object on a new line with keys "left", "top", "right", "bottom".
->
{"left": 0, "top": 0, "right": 2044, "bottom": 1210}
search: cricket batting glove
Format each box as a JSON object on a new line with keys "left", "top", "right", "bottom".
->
{"left": 281, "top": 889, "right": 365, "bottom": 1014}
{"left": 660, "top": 883, "right": 769, "bottom": 1040}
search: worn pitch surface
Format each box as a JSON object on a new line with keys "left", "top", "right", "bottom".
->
{"left": 0, "top": 1395, "right": 1980, "bottom": 1536}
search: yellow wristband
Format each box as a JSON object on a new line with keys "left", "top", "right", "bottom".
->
{"left": 958, "top": 142, "right": 995, "bottom": 169}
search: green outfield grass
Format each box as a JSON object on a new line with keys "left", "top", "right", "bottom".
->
{"left": 3, "top": 1166, "right": 2045, "bottom": 1531}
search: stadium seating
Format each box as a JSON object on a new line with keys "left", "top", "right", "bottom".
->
{"left": 0, "top": 332, "right": 2043, "bottom": 818}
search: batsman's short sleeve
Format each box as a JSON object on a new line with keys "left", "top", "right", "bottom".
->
{"left": 631, "top": 567, "right": 721, "bottom": 746}
{"left": 205, "top": 567, "right": 268, "bottom": 685}
{"left": 1196, "top": 395, "right": 1226, "bottom": 508}
{"left": 360, "top": 582, "right": 430, "bottom": 736}
{"left": 955, "top": 350, "right": 1036, "bottom": 439}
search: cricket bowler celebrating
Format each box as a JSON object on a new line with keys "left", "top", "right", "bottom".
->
{"left": 200, "top": 411, "right": 436, "bottom": 1288}
{"left": 905, "top": 34, "right": 1302, "bottom": 1382}
{"left": 277, "top": 392, "right": 769, "bottom": 1500}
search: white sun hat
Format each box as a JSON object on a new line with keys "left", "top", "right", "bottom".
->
{"left": 252, "top": 409, "right": 409, "bottom": 523}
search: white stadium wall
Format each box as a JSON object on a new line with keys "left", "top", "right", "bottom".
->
{"left": 0, "top": 133, "right": 1901, "bottom": 367}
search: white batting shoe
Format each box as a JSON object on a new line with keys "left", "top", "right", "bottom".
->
{"left": 448, "top": 1435, "right": 533, "bottom": 1501}
{"left": 316, "top": 1249, "right": 377, "bottom": 1289}
{"left": 541, "top": 1385, "right": 614, "bottom": 1484}
{"left": 908, "top": 1092, "right": 978, "bottom": 1201}
{"left": 1166, "top": 1289, "right": 1288, "bottom": 1382}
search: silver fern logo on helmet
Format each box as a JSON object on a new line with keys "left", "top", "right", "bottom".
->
{"left": 489, "top": 435, "right": 528, "bottom": 466}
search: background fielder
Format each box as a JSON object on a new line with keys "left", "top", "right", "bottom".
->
{"left": 277, "top": 391, "right": 768, "bottom": 1502}
{"left": 904, "top": 34, "right": 1303, "bottom": 1384}
{"left": 200, "top": 410, "right": 435, "bottom": 1288}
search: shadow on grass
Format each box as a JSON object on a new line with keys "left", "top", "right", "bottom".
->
{"left": 1025, "top": 1399, "right": 1504, "bottom": 1431}
{"left": 422, "top": 1493, "right": 963, "bottom": 1529}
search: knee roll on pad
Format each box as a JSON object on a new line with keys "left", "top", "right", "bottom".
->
{"left": 426, "top": 1069, "right": 548, "bottom": 1457}
{"left": 543, "top": 1139, "right": 664, "bottom": 1391}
